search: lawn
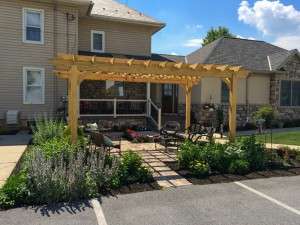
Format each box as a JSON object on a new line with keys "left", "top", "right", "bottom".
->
{"left": 255, "top": 131, "right": 300, "bottom": 146}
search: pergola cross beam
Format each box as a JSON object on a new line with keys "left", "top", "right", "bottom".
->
{"left": 52, "top": 53, "right": 249, "bottom": 144}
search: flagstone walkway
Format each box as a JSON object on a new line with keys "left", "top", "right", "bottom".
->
{"left": 118, "top": 141, "right": 191, "bottom": 188}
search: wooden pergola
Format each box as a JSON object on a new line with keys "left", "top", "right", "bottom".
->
{"left": 52, "top": 53, "right": 249, "bottom": 144}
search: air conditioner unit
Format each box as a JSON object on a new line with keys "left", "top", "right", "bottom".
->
{"left": 6, "top": 110, "right": 19, "bottom": 125}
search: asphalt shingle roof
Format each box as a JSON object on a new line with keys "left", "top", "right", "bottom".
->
{"left": 186, "top": 37, "right": 290, "bottom": 72}
{"left": 90, "top": 0, "right": 164, "bottom": 26}
{"left": 78, "top": 51, "right": 185, "bottom": 62}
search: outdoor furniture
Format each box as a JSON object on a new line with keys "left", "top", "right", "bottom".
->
{"left": 174, "top": 123, "right": 216, "bottom": 144}
{"left": 154, "top": 127, "right": 182, "bottom": 151}
{"left": 90, "top": 132, "right": 121, "bottom": 155}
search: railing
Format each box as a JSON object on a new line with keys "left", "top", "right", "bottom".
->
{"left": 148, "top": 99, "right": 162, "bottom": 130}
{"left": 80, "top": 98, "right": 161, "bottom": 130}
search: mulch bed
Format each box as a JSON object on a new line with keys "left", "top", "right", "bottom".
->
{"left": 108, "top": 182, "right": 161, "bottom": 196}
{"left": 165, "top": 161, "right": 300, "bottom": 186}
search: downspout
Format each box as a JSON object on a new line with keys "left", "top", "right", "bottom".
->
{"left": 53, "top": 2, "right": 58, "bottom": 117}
{"left": 245, "top": 74, "right": 250, "bottom": 123}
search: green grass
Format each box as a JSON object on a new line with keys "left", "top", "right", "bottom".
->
{"left": 255, "top": 131, "right": 300, "bottom": 146}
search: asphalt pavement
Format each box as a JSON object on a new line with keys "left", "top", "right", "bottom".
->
{"left": 1, "top": 175, "right": 300, "bottom": 225}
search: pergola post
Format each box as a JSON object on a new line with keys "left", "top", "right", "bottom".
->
{"left": 228, "top": 75, "right": 238, "bottom": 142}
{"left": 185, "top": 84, "right": 192, "bottom": 130}
{"left": 68, "top": 65, "right": 80, "bottom": 144}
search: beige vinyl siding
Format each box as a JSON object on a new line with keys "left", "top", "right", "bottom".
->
{"left": 78, "top": 18, "right": 153, "bottom": 56}
{"left": 0, "top": 0, "right": 78, "bottom": 121}
{"left": 177, "top": 75, "right": 270, "bottom": 105}
{"left": 248, "top": 74, "right": 270, "bottom": 104}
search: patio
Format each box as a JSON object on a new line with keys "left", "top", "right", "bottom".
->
{"left": 107, "top": 132, "right": 191, "bottom": 188}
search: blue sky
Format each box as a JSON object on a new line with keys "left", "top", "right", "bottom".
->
{"left": 119, "top": 0, "right": 300, "bottom": 56}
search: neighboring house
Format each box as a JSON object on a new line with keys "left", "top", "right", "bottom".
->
{"left": 185, "top": 37, "right": 300, "bottom": 126}
{"left": 0, "top": 0, "right": 299, "bottom": 129}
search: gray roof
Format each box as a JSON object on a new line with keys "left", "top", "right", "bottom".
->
{"left": 79, "top": 51, "right": 185, "bottom": 62}
{"left": 268, "top": 49, "right": 300, "bottom": 70}
{"left": 186, "top": 37, "right": 290, "bottom": 72}
{"left": 90, "top": 0, "right": 164, "bottom": 27}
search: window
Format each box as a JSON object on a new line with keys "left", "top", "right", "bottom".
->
{"left": 23, "top": 67, "right": 45, "bottom": 104}
{"left": 91, "top": 30, "right": 105, "bottom": 53}
{"left": 23, "top": 8, "right": 44, "bottom": 44}
{"left": 280, "top": 80, "right": 300, "bottom": 106}
{"left": 105, "top": 81, "right": 124, "bottom": 97}
{"left": 221, "top": 81, "right": 229, "bottom": 103}
{"left": 163, "top": 84, "right": 173, "bottom": 96}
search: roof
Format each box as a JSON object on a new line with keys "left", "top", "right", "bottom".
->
{"left": 187, "top": 37, "right": 290, "bottom": 72}
{"left": 79, "top": 51, "right": 186, "bottom": 62}
{"left": 90, "top": 0, "right": 164, "bottom": 28}
{"left": 268, "top": 49, "right": 300, "bottom": 71}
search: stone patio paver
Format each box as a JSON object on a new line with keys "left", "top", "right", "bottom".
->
{"left": 119, "top": 140, "right": 191, "bottom": 188}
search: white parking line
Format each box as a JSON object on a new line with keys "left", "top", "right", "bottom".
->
{"left": 235, "top": 181, "right": 300, "bottom": 216}
{"left": 90, "top": 199, "right": 108, "bottom": 225}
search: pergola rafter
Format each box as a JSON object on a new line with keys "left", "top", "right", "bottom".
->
{"left": 52, "top": 53, "right": 250, "bottom": 144}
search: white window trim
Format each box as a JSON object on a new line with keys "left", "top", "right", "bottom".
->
{"left": 91, "top": 30, "right": 105, "bottom": 53}
{"left": 22, "top": 8, "right": 44, "bottom": 44}
{"left": 23, "top": 67, "right": 45, "bottom": 105}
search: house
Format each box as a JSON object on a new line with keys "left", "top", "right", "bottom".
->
{"left": 0, "top": 0, "right": 299, "bottom": 131}
{"left": 185, "top": 37, "right": 300, "bottom": 127}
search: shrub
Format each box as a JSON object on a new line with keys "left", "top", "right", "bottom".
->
{"left": 189, "top": 160, "right": 210, "bottom": 178}
{"left": 118, "top": 151, "right": 153, "bottom": 185}
{"left": 253, "top": 106, "right": 276, "bottom": 128}
{"left": 0, "top": 171, "right": 29, "bottom": 209}
{"left": 239, "top": 135, "right": 267, "bottom": 171}
{"left": 177, "top": 141, "right": 201, "bottom": 169}
{"left": 32, "top": 119, "right": 66, "bottom": 145}
{"left": 30, "top": 137, "right": 76, "bottom": 159}
{"left": 228, "top": 159, "right": 250, "bottom": 175}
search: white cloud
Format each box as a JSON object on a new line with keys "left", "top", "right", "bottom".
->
{"left": 236, "top": 35, "right": 256, "bottom": 40}
{"left": 184, "top": 38, "right": 203, "bottom": 47}
{"left": 170, "top": 52, "right": 178, "bottom": 55}
{"left": 185, "top": 24, "right": 203, "bottom": 30}
{"left": 273, "top": 36, "right": 300, "bottom": 50}
{"left": 238, "top": 0, "right": 300, "bottom": 50}
{"left": 238, "top": 0, "right": 300, "bottom": 36}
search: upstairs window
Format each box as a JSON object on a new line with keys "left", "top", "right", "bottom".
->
{"left": 280, "top": 80, "right": 300, "bottom": 106}
{"left": 221, "top": 81, "right": 229, "bottom": 103}
{"left": 91, "top": 30, "right": 105, "bottom": 53}
{"left": 23, "top": 67, "right": 45, "bottom": 104}
{"left": 23, "top": 8, "right": 44, "bottom": 44}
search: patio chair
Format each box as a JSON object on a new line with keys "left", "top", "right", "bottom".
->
{"left": 90, "top": 132, "right": 121, "bottom": 155}
{"left": 154, "top": 127, "right": 182, "bottom": 151}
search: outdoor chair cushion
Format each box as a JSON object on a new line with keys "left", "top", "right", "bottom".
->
{"left": 103, "top": 135, "right": 114, "bottom": 147}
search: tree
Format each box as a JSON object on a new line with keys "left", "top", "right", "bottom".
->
{"left": 202, "top": 26, "right": 235, "bottom": 46}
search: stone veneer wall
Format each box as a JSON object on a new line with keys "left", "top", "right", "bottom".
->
{"left": 80, "top": 81, "right": 146, "bottom": 99}
{"left": 178, "top": 103, "right": 262, "bottom": 127}
{"left": 270, "top": 55, "right": 300, "bottom": 120}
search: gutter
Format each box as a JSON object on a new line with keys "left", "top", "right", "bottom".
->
{"left": 87, "top": 14, "right": 166, "bottom": 33}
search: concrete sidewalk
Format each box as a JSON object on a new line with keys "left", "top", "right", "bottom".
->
{"left": 0, "top": 134, "right": 31, "bottom": 187}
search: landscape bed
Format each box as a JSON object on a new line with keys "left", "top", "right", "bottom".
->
{"left": 167, "top": 136, "right": 300, "bottom": 185}
{"left": 0, "top": 120, "right": 157, "bottom": 210}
